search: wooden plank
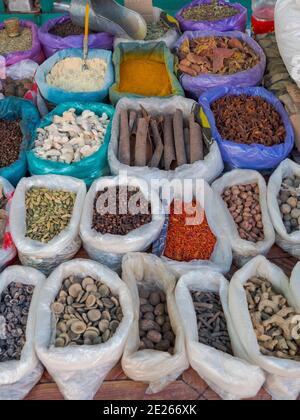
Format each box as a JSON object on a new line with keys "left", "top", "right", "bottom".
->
{"left": 182, "top": 369, "right": 208, "bottom": 396}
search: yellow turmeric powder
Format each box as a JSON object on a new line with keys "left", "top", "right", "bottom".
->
{"left": 119, "top": 57, "right": 172, "bottom": 97}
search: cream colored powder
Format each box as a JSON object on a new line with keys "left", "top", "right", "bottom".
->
{"left": 46, "top": 57, "right": 108, "bottom": 92}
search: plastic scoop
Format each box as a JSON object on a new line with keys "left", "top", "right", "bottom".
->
{"left": 82, "top": 2, "right": 89, "bottom": 71}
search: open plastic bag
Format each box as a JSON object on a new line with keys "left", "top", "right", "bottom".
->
{"left": 176, "top": 0, "right": 247, "bottom": 33}
{"left": 0, "top": 97, "right": 40, "bottom": 186}
{"left": 176, "top": 31, "right": 266, "bottom": 99}
{"left": 80, "top": 175, "right": 164, "bottom": 272}
{"left": 212, "top": 169, "right": 275, "bottom": 267}
{"left": 35, "top": 48, "right": 114, "bottom": 105}
{"left": 35, "top": 258, "right": 133, "bottom": 400}
{"left": 199, "top": 86, "right": 294, "bottom": 171}
{"left": 0, "top": 265, "right": 45, "bottom": 400}
{"left": 0, "top": 177, "right": 17, "bottom": 271}
{"left": 152, "top": 179, "right": 232, "bottom": 275}
{"left": 10, "top": 175, "right": 86, "bottom": 275}
{"left": 27, "top": 102, "right": 115, "bottom": 186}
{"left": 108, "top": 96, "right": 224, "bottom": 184}
{"left": 38, "top": 15, "right": 114, "bottom": 58}
{"left": 122, "top": 253, "right": 189, "bottom": 394}
{"left": 175, "top": 269, "right": 265, "bottom": 400}
{"left": 229, "top": 255, "right": 300, "bottom": 400}
{"left": 267, "top": 159, "right": 300, "bottom": 259}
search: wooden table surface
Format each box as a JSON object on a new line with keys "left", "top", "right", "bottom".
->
{"left": 24, "top": 245, "right": 298, "bottom": 401}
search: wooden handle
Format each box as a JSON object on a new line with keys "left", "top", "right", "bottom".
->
{"left": 84, "top": 2, "right": 90, "bottom": 38}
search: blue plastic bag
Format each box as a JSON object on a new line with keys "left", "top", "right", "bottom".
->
{"left": 199, "top": 86, "right": 294, "bottom": 171}
{"left": 27, "top": 102, "right": 115, "bottom": 186}
{"left": 175, "top": 30, "right": 266, "bottom": 99}
{"left": 35, "top": 48, "right": 114, "bottom": 105}
{"left": 0, "top": 98, "right": 40, "bottom": 186}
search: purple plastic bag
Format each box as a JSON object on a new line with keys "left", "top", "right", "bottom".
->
{"left": 38, "top": 15, "right": 114, "bottom": 58}
{"left": 176, "top": 0, "right": 247, "bottom": 33}
{"left": 175, "top": 30, "right": 266, "bottom": 99}
{"left": 1, "top": 20, "right": 43, "bottom": 66}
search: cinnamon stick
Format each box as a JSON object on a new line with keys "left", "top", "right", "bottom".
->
{"left": 149, "top": 119, "right": 164, "bottom": 168}
{"left": 118, "top": 109, "right": 130, "bottom": 165}
{"left": 163, "top": 115, "right": 176, "bottom": 170}
{"left": 189, "top": 114, "right": 204, "bottom": 163}
{"left": 173, "top": 109, "right": 187, "bottom": 167}
{"left": 135, "top": 118, "right": 148, "bottom": 167}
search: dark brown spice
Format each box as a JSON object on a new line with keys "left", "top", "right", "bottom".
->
{"left": 0, "top": 120, "right": 22, "bottom": 168}
{"left": 49, "top": 19, "right": 95, "bottom": 37}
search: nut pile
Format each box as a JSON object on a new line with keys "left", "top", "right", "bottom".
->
{"left": 192, "top": 291, "right": 233, "bottom": 354}
{"left": 182, "top": 2, "right": 238, "bottom": 22}
{"left": 52, "top": 276, "right": 123, "bottom": 347}
{"left": 25, "top": 188, "right": 76, "bottom": 243}
{"left": 0, "top": 282, "right": 35, "bottom": 362}
{"left": 1, "top": 77, "right": 33, "bottom": 98}
{"left": 222, "top": 183, "right": 265, "bottom": 243}
{"left": 92, "top": 186, "right": 152, "bottom": 236}
{"left": 278, "top": 176, "right": 300, "bottom": 234}
{"left": 212, "top": 95, "right": 286, "bottom": 146}
{"left": 0, "top": 27, "right": 32, "bottom": 55}
{"left": 34, "top": 108, "right": 110, "bottom": 164}
{"left": 138, "top": 285, "right": 175, "bottom": 353}
{"left": 245, "top": 276, "right": 300, "bottom": 361}
{"left": 0, "top": 120, "right": 22, "bottom": 168}
{"left": 178, "top": 36, "right": 259, "bottom": 77}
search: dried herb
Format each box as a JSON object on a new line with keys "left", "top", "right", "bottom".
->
{"left": 182, "top": 1, "right": 238, "bottom": 22}
{"left": 145, "top": 19, "right": 169, "bottom": 41}
{"left": 0, "top": 27, "right": 32, "bottom": 55}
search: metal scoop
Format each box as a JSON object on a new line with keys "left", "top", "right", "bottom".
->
{"left": 82, "top": 2, "right": 89, "bottom": 71}
{"left": 54, "top": 0, "right": 147, "bottom": 39}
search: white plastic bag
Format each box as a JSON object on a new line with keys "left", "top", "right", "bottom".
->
{"left": 229, "top": 255, "right": 300, "bottom": 400}
{"left": 80, "top": 175, "right": 165, "bottom": 272}
{"left": 175, "top": 269, "right": 265, "bottom": 400}
{"left": 267, "top": 159, "right": 300, "bottom": 259}
{"left": 153, "top": 178, "right": 232, "bottom": 275}
{"left": 0, "top": 265, "right": 45, "bottom": 400}
{"left": 108, "top": 96, "right": 224, "bottom": 185}
{"left": 212, "top": 169, "right": 275, "bottom": 267}
{"left": 0, "top": 177, "right": 17, "bottom": 271}
{"left": 121, "top": 252, "right": 189, "bottom": 394}
{"left": 114, "top": 8, "right": 179, "bottom": 49}
{"left": 6, "top": 60, "right": 38, "bottom": 81}
{"left": 275, "top": 0, "right": 300, "bottom": 87}
{"left": 10, "top": 175, "right": 86, "bottom": 275}
{"left": 35, "top": 258, "right": 134, "bottom": 400}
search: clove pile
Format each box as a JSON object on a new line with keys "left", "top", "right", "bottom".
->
{"left": 118, "top": 107, "right": 204, "bottom": 170}
{"left": 0, "top": 120, "right": 22, "bottom": 168}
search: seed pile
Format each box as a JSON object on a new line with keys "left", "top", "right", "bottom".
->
{"left": 222, "top": 183, "right": 265, "bottom": 243}
{"left": 34, "top": 109, "right": 110, "bottom": 164}
{"left": 0, "top": 27, "right": 32, "bottom": 55}
{"left": 52, "top": 276, "right": 123, "bottom": 347}
{"left": 49, "top": 19, "right": 94, "bottom": 37}
{"left": 1, "top": 77, "right": 33, "bottom": 98}
{"left": 0, "top": 282, "right": 34, "bottom": 362}
{"left": 192, "top": 291, "right": 233, "bottom": 354}
{"left": 25, "top": 188, "right": 76, "bottom": 243}
{"left": 212, "top": 95, "right": 286, "bottom": 146}
{"left": 118, "top": 107, "right": 204, "bottom": 170}
{"left": 0, "top": 120, "right": 22, "bottom": 168}
{"left": 182, "top": 2, "right": 238, "bottom": 22}
{"left": 0, "top": 184, "right": 8, "bottom": 247}
{"left": 138, "top": 285, "right": 175, "bottom": 353}
{"left": 144, "top": 19, "right": 169, "bottom": 41}
{"left": 92, "top": 186, "right": 152, "bottom": 236}
{"left": 178, "top": 36, "right": 259, "bottom": 77}
{"left": 278, "top": 176, "right": 300, "bottom": 234}
{"left": 245, "top": 276, "right": 300, "bottom": 361}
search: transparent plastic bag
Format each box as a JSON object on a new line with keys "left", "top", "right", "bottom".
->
{"left": 175, "top": 269, "right": 265, "bottom": 400}
{"left": 80, "top": 175, "right": 164, "bottom": 272}
{"left": 229, "top": 255, "right": 300, "bottom": 400}
{"left": 10, "top": 175, "right": 86, "bottom": 274}
{"left": 121, "top": 253, "right": 189, "bottom": 394}
{"left": 0, "top": 177, "right": 17, "bottom": 271}
{"left": 35, "top": 258, "right": 134, "bottom": 400}
{"left": 0, "top": 265, "right": 45, "bottom": 400}
{"left": 212, "top": 169, "right": 275, "bottom": 267}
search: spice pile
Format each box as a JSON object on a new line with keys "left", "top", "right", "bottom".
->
{"left": 138, "top": 285, "right": 175, "bottom": 353}
{"left": 0, "top": 27, "right": 32, "bottom": 55}
{"left": 49, "top": 20, "right": 94, "bottom": 37}
{"left": 245, "top": 276, "right": 300, "bottom": 361}
{"left": 25, "top": 188, "right": 76, "bottom": 243}
{"left": 192, "top": 291, "right": 233, "bottom": 354}
{"left": 118, "top": 107, "right": 204, "bottom": 170}
{"left": 92, "top": 186, "right": 152, "bottom": 236}
{"left": 182, "top": 2, "right": 238, "bottom": 22}
{"left": 212, "top": 95, "right": 286, "bottom": 146}
{"left": 46, "top": 57, "right": 107, "bottom": 92}
{"left": 0, "top": 120, "right": 22, "bottom": 168}
{"left": 119, "top": 56, "right": 172, "bottom": 97}
{"left": 278, "top": 176, "right": 300, "bottom": 234}
{"left": 34, "top": 109, "right": 110, "bottom": 164}
{"left": 144, "top": 19, "right": 170, "bottom": 41}
{"left": 1, "top": 77, "right": 33, "bottom": 98}
{"left": 178, "top": 36, "right": 259, "bottom": 77}
{"left": 222, "top": 183, "right": 265, "bottom": 243}
{"left": 0, "top": 184, "right": 8, "bottom": 247}
{"left": 52, "top": 275, "right": 123, "bottom": 347}
{"left": 164, "top": 200, "right": 217, "bottom": 262}
{"left": 0, "top": 282, "right": 34, "bottom": 362}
